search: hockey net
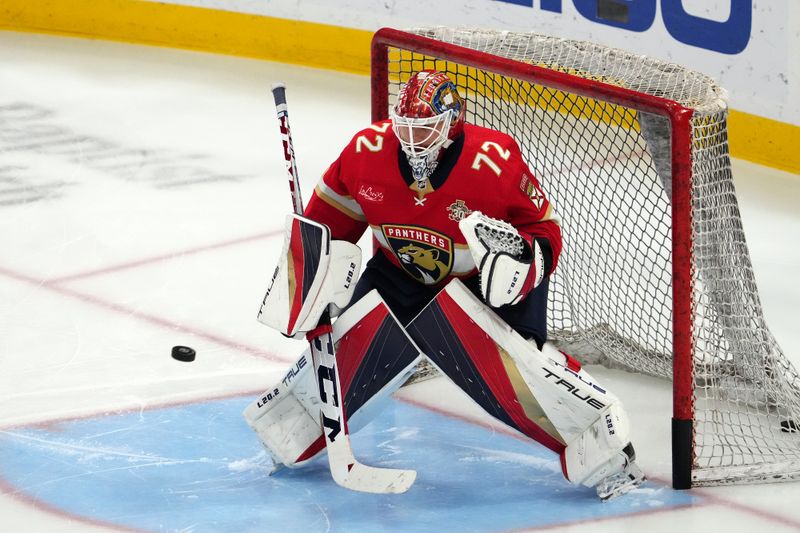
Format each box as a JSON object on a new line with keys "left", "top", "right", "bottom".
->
{"left": 372, "top": 27, "right": 800, "bottom": 488}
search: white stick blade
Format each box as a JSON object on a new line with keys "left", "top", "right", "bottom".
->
{"left": 326, "top": 433, "right": 416, "bottom": 494}
{"left": 333, "top": 463, "right": 417, "bottom": 494}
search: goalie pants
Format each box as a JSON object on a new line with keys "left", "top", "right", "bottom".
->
{"left": 349, "top": 251, "right": 549, "bottom": 349}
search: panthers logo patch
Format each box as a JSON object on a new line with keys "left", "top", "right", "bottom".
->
{"left": 382, "top": 224, "right": 453, "bottom": 285}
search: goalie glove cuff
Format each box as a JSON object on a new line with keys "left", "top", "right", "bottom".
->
{"left": 459, "top": 211, "right": 548, "bottom": 307}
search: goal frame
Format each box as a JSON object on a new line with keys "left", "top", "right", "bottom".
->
{"left": 370, "top": 27, "right": 696, "bottom": 489}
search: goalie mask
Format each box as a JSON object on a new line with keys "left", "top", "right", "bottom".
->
{"left": 391, "top": 70, "right": 466, "bottom": 183}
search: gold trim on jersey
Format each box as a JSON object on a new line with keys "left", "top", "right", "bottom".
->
{"left": 315, "top": 183, "right": 366, "bottom": 222}
{"left": 409, "top": 179, "right": 435, "bottom": 202}
{"left": 541, "top": 204, "right": 561, "bottom": 226}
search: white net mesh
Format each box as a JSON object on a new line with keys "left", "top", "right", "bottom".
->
{"left": 381, "top": 27, "right": 800, "bottom": 486}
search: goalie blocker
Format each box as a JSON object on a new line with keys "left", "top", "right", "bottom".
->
{"left": 257, "top": 213, "right": 361, "bottom": 336}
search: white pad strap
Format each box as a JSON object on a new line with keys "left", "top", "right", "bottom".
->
{"left": 459, "top": 211, "right": 544, "bottom": 307}
{"left": 257, "top": 214, "right": 361, "bottom": 336}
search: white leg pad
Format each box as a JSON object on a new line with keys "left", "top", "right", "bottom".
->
{"left": 440, "top": 279, "right": 638, "bottom": 489}
{"left": 561, "top": 401, "right": 632, "bottom": 486}
{"left": 249, "top": 388, "right": 321, "bottom": 468}
{"left": 243, "top": 351, "right": 322, "bottom": 468}
{"left": 515, "top": 347, "right": 634, "bottom": 486}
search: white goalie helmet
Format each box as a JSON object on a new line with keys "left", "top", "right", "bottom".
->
{"left": 391, "top": 70, "right": 466, "bottom": 180}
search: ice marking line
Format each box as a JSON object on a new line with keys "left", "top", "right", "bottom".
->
{"left": 1, "top": 387, "right": 268, "bottom": 431}
{"left": 399, "top": 391, "right": 800, "bottom": 531}
{"left": 396, "top": 394, "right": 524, "bottom": 443}
{"left": 0, "top": 388, "right": 768, "bottom": 531}
{"left": 0, "top": 478, "right": 149, "bottom": 533}
{"left": 51, "top": 282, "right": 284, "bottom": 361}
{"left": 1, "top": 430, "right": 192, "bottom": 463}
{"left": 9, "top": 459, "right": 215, "bottom": 496}
{"left": 48, "top": 229, "right": 283, "bottom": 284}
{"left": 693, "top": 489, "right": 800, "bottom": 530}
{"left": 0, "top": 264, "right": 289, "bottom": 363}
{"left": 553, "top": 146, "right": 649, "bottom": 181}
{"left": 503, "top": 502, "right": 703, "bottom": 532}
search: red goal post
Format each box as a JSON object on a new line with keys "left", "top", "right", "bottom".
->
{"left": 370, "top": 27, "right": 800, "bottom": 489}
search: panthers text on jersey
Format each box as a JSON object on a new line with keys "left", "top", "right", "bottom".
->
{"left": 304, "top": 120, "right": 562, "bottom": 288}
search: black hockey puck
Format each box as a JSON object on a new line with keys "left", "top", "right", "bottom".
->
{"left": 781, "top": 420, "right": 798, "bottom": 433}
{"left": 171, "top": 345, "right": 196, "bottom": 362}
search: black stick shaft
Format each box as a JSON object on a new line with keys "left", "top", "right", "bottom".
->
{"left": 271, "top": 84, "right": 304, "bottom": 216}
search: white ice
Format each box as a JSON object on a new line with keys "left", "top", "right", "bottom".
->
{"left": 0, "top": 30, "right": 799, "bottom": 532}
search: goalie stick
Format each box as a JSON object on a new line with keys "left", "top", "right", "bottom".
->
{"left": 271, "top": 84, "right": 416, "bottom": 494}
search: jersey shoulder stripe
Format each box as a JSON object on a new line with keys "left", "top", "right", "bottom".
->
{"left": 315, "top": 182, "right": 366, "bottom": 222}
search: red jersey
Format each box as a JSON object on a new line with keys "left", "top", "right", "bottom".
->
{"left": 305, "top": 120, "right": 562, "bottom": 289}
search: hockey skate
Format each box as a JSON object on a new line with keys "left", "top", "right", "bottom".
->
{"left": 595, "top": 444, "right": 646, "bottom": 501}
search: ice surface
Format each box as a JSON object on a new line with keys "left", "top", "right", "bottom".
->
{"left": 1, "top": 30, "right": 799, "bottom": 532}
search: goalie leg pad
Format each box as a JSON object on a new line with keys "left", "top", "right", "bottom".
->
{"left": 535, "top": 343, "right": 642, "bottom": 492}
{"left": 243, "top": 352, "right": 321, "bottom": 468}
{"left": 407, "top": 282, "right": 566, "bottom": 454}
{"left": 244, "top": 290, "right": 423, "bottom": 467}
{"left": 409, "top": 279, "right": 637, "bottom": 489}
{"left": 560, "top": 402, "right": 632, "bottom": 486}
{"left": 257, "top": 214, "right": 361, "bottom": 336}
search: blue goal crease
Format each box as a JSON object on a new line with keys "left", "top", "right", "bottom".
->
{"left": 0, "top": 396, "right": 698, "bottom": 533}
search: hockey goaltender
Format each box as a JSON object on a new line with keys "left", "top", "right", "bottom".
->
{"left": 243, "top": 70, "right": 645, "bottom": 500}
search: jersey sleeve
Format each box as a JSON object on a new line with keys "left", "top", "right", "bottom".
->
{"left": 303, "top": 139, "right": 368, "bottom": 244}
{"left": 502, "top": 138, "right": 563, "bottom": 277}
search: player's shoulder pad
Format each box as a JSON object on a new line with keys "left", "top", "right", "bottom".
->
{"left": 343, "top": 120, "right": 395, "bottom": 155}
{"left": 462, "top": 124, "right": 525, "bottom": 176}
{"left": 463, "top": 123, "right": 520, "bottom": 149}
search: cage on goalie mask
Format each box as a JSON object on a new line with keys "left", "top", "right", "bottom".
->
{"left": 391, "top": 70, "right": 465, "bottom": 163}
